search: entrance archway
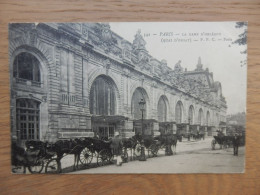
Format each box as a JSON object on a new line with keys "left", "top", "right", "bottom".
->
{"left": 89, "top": 75, "right": 118, "bottom": 139}
{"left": 158, "top": 96, "right": 167, "bottom": 122}
{"left": 89, "top": 75, "right": 117, "bottom": 116}
{"left": 206, "top": 111, "right": 210, "bottom": 126}
{"left": 175, "top": 101, "right": 183, "bottom": 124}
{"left": 198, "top": 108, "right": 204, "bottom": 126}
{"left": 131, "top": 87, "right": 149, "bottom": 120}
{"left": 188, "top": 105, "right": 195, "bottom": 124}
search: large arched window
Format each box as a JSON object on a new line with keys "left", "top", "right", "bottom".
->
{"left": 188, "top": 105, "right": 194, "bottom": 124}
{"left": 131, "top": 88, "right": 147, "bottom": 119}
{"left": 13, "top": 52, "right": 41, "bottom": 82}
{"left": 206, "top": 111, "right": 210, "bottom": 126}
{"left": 175, "top": 101, "right": 183, "bottom": 124}
{"left": 158, "top": 96, "right": 167, "bottom": 122}
{"left": 16, "top": 99, "right": 40, "bottom": 140}
{"left": 198, "top": 108, "right": 204, "bottom": 125}
{"left": 89, "top": 76, "right": 116, "bottom": 115}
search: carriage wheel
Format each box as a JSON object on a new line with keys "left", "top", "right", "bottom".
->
{"left": 97, "top": 149, "right": 112, "bottom": 166}
{"left": 150, "top": 144, "right": 159, "bottom": 157}
{"left": 211, "top": 140, "right": 216, "bottom": 150}
{"left": 79, "top": 147, "right": 93, "bottom": 165}
{"left": 28, "top": 160, "right": 44, "bottom": 174}
{"left": 45, "top": 159, "right": 61, "bottom": 174}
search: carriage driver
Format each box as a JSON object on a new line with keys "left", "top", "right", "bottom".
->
{"left": 110, "top": 132, "right": 123, "bottom": 166}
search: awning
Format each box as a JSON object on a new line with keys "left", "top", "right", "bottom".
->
{"left": 159, "top": 122, "right": 176, "bottom": 126}
{"left": 133, "top": 119, "right": 157, "bottom": 124}
{"left": 91, "top": 115, "right": 128, "bottom": 123}
{"left": 219, "top": 121, "right": 227, "bottom": 126}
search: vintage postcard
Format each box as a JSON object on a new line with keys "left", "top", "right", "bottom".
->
{"left": 9, "top": 22, "right": 247, "bottom": 174}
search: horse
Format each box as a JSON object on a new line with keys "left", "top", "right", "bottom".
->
{"left": 53, "top": 139, "right": 84, "bottom": 172}
{"left": 121, "top": 137, "right": 139, "bottom": 161}
{"left": 154, "top": 134, "right": 178, "bottom": 155}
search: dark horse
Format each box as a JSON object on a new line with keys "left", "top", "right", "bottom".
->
{"left": 154, "top": 134, "right": 178, "bottom": 155}
{"left": 53, "top": 139, "right": 85, "bottom": 172}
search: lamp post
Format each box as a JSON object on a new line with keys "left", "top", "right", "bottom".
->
{"left": 139, "top": 98, "right": 146, "bottom": 161}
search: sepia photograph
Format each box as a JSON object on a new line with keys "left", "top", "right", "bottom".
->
{"left": 9, "top": 22, "right": 247, "bottom": 174}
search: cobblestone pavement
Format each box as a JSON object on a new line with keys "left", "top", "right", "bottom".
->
{"left": 66, "top": 137, "right": 245, "bottom": 174}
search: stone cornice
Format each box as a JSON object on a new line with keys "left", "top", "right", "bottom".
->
{"left": 13, "top": 22, "right": 227, "bottom": 112}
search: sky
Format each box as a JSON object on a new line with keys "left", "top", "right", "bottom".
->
{"left": 110, "top": 22, "right": 247, "bottom": 115}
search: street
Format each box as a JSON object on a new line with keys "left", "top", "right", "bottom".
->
{"left": 64, "top": 138, "right": 245, "bottom": 174}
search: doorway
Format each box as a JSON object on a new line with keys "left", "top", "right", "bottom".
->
{"left": 94, "top": 125, "right": 115, "bottom": 140}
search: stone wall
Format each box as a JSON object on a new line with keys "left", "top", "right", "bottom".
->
{"left": 9, "top": 23, "right": 227, "bottom": 141}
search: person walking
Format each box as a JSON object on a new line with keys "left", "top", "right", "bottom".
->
{"left": 110, "top": 132, "right": 123, "bottom": 166}
{"left": 233, "top": 133, "right": 240, "bottom": 156}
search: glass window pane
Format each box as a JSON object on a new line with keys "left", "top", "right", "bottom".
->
{"left": 16, "top": 99, "right": 40, "bottom": 140}
{"left": 90, "top": 76, "right": 116, "bottom": 115}
{"left": 13, "top": 52, "right": 41, "bottom": 82}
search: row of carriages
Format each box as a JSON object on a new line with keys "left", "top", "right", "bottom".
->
{"left": 211, "top": 134, "right": 245, "bottom": 150}
{"left": 11, "top": 134, "right": 177, "bottom": 174}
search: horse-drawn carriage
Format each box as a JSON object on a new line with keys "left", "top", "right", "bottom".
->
{"left": 211, "top": 133, "right": 245, "bottom": 150}
{"left": 211, "top": 135, "right": 234, "bottom": 150}
{"left": 12, "top": 140, "right": 55, "bottom": 173}
{"left": 12, "top": 137, "right": 116, "bottom": 174}
{"left": 12, "top": 132, "right": 179, "bottom": 174}
{"left": 45, "top": 137, "right": 120, "bottom": 173}
{"left": 132, "top": 133, "right": 178, "bottom": 158}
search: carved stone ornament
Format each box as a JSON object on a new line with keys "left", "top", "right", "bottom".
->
{"left": 152, "top": 81, "right": 158, "bottom": 88}
{"left": 174, "top": 60, "right": 183, "bottom": 73}
{"left": 103, "top": 58, "right": 111, "bottom": 70}
{"left": 90, "top": 23, "right": 121, "bottom": 56}
{"left": 28, "top": 29, "right": 38, "bottom": 46}
{"left": 122, "top": 68, "right": 130, "bottom": 77}
{"left": 132, "top": 29, "right": 146, "bottom": 54}
{"left": 82, "top": 25, "right": 89, "bottom": 39}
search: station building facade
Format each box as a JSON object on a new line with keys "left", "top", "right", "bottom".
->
{"left": 9, "top": 23, "right": 227, "bottom": 143}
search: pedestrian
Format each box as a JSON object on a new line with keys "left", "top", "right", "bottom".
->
{"left": 233, "top": 133, "right": 240, "bottom": 156}
{"left": 110, "top": 132, "right": 123, "bottom": 166}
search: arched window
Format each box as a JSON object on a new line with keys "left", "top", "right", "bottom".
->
{"left": 198, "top": 109, "right": 204, "bottom": 125}
{"left": 89, "top": 76, "right": 116, "bottom": 115}
{"left": 131, "top": 88, "right": 147, "bottom": 119}
{"left": 206, "top": 111, "right": 210, "bottom": 126}
{"left": 175, "top": 101, "right": 183, "bottom": 124}
{"left": 13, "top": 52, "right": 41, "bottom": 82}
{"left": 188, "top": 106, "right": 194, "bottom": 124}
{"left": 16, "top": 99, "right": 40, "bottom": 140}
{"left": 158, "top": 96, "right": 167, "bottom": 122}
